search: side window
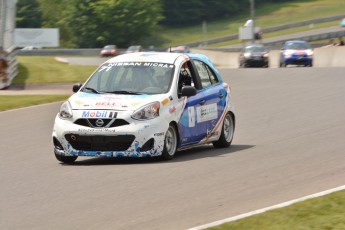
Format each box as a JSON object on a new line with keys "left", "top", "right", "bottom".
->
{"left": 193, "top": 60, "right": 218, "bottom": 88}
{"left": 178, "top": 62, "right": 193, "bottom": 94}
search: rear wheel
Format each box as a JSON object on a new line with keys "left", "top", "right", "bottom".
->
{"left": 213, "top": 113, "right": 234, "bottom": 148}
{"left": 55, "top": 153, "right": 78, "bottom": 164}
{"left": 161, "top": 124, "right": 178, "bottom": 160}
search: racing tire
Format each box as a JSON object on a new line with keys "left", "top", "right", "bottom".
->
{"left": 161, "top": 124, "right": 178, "bottom": 160}
{"left": 213, "top": 113, "right": 234, "bottom": 148}
{"left": 54, "top": 153, "right": 78, "bottom": 164}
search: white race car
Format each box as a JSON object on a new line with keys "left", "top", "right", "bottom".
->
{"left": 52, "top": 52, "right": 235, "bottom": 163}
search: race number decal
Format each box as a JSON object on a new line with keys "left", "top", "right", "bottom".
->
{"left": 188, "top": 107, "right": 195, "bottom": 127}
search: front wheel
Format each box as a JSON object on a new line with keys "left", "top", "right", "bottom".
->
{"left": 161, "top": 124, "right": 178, "bottom": 160}
{"left": 55, "top": 153, "right": 78, "bottom": 164}
{"left": 213, "top": 113, "right": 234, "bottom": 148}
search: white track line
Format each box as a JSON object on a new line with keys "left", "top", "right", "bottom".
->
{"left": 187, "top": 185, "right": 345, "bottom": 230}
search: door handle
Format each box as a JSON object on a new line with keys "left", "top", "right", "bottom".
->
{"left": 199, "top": 100, "right": 206, "bottom": 105}
{"left": 219, "top": 93, "right": 224, "bottom": 98}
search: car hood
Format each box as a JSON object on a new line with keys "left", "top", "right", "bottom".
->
{"left": 251, "top": 51, "right": 266, "bottom": 55}
{"left": 69, "top": 92, "right": 165, "bottom": 111}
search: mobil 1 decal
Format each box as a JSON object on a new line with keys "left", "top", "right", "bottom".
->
{"left": 82, "top": 110, "right": 117, "bottom": 118}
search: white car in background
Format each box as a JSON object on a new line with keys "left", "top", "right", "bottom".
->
{"left": 52, "top": 52, "right": 235, "bottom": 163}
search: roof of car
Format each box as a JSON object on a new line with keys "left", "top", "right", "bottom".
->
{"left": 285, "top": 40, "right": 308, "bottom": 44}
{"left": 244, "top": 44, "right": 265, "bottom": 47}
{"left": 105, "top": 52, "right": 213, "bottom": 67}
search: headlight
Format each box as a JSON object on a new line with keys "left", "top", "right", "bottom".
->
{"left": 244, "top": 52, "right": 251, "bottom": 58}
{"left": 306, "top": 49, "right": 313, "bottom": 57}
{"left": 283, "top": 52, "right": 291, "bottom": 58}
{"left": 131, "top": 102, "right": 160, "bottom": 120}
{"left": 263, "top": 53, "right": 269, "bottom": 58}
{"left": 59, "top": 101, "right": 73, "bottom": 119}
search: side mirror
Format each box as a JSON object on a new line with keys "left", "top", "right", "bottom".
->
{"left": 181, "top": 86, "right": 197, "bottom": 97}
{"left": 73, "top": 83, "right": 82, "bottom": 92}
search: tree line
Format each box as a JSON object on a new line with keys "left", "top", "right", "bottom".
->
{"left": 16, "top": 0, "right": 288, "bottom": 48}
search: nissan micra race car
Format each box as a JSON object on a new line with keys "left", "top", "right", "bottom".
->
{"left": 52, "top": 52, "right": 235, "bottom": 163}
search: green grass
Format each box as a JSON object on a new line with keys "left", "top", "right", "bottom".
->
{"left": 0, "top": 95, "right": 69, "bottom": 111}
{"left": 208, "top": 190, "right": 345, "bottom": 230}
{"left": 161, "top": 0, "right": 345, "bottom": 46}
{"left": 13, "top": 56, "right": 96, "bottom": 84}
{"left": 0, "top": 56, "right": 94, "bottom": 111}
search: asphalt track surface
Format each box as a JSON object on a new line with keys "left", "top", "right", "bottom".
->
{"left": 1, "top": 67, "right": 345, "bottom": 230}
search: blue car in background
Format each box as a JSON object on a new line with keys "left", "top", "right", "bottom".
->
{"left": 279, "top": 40, "right": 313, "bottom": 67}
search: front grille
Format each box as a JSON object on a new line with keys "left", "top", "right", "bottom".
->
{"left": 65, "top": 134, "right": 135, "bottom": 151}
{"left": 74, "top": 118, "right": 129, "bottom": 128}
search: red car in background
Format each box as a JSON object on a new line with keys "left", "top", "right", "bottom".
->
{"left": 100, "top": 45, "right": 119, "bottom": 57}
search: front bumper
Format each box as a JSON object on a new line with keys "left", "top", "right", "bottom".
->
{"left": 52, "top": 114, "right": 167, "bottom": 158}
{"left": 244, "top": 57, "right": 268, "bottom": 67}
{"left": 284, "top": 56, "right": 312, "bottom": 66}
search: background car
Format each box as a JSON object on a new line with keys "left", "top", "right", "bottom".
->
{"left": 100, "top": 45, "right": 119, "bottom": 57}
{"left": 239, "top": 44, "right": 269, "bottom": 68}
{"left": 125, "top": 45, "right": 142, "bottom": 53}
{"left": 167, "top": 46, "right": 191, "bottom": 53}
{"left": 279, "top": 40, "right": 313, "bottom": 67}
{"left": 52, "top": 52, "right": 235, "bottom": 163}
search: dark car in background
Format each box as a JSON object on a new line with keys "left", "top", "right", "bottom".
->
{"left": 100, "top": 45, "right": 119, "bottom": 57}
{"left": 239, "top": 44, "right": 269, "bottom": 68}
{"left": 279, "top": 40, "right": 313, "bottom": 67}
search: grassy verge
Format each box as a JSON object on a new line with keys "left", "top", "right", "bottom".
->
{"left": 208, "top": 190, "right": 345, "bottom": 230}
{"left": 161, "top": 0, "right": 345, "bottom": 46}
{"left": 208, "top": 20, "right": 340, "bottom": 47}
{"left": 0, "top": 56, "right": 93, "bottom": 111}
{"left": 0, "top": 95, "right": 69, "bottom": 112}
{"left": 13, "top": 56, "right": 96, "bottom": 84}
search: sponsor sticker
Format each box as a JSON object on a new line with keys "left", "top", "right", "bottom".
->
{"left": 169, "top": 106, "right": 176, "bottom": 113}
{"left": 98, "top": 62, "right": 174, "bottom": 72}
{"left": 154, "top": 132, "right": 165, "bottom": 136}
{"left": 78, "top": 128, "right": 116, "bottom": 133}
{"left": 197, "top": 103, "right": 217, "bottom": 123}
{"left": 81, "top": 111, "right": 117, "bottom": 118}
{"left": 161, "top": 98, "right": 170, "bottom": 106}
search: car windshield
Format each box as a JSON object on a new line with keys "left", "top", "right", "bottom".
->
{"left": 127, "top": 46, "right": 140, "bottom": 51}
{"left": 103, "top": 45, "right": 115, "bottom": 50}
{"left": 286, "top": 42, "right": 310, "bottom": 50}
{"left": 245, "top": 46, "right": 266, "bottom": 52}
{"left": 82, "top": 62, "right": 174, "bottom": 94}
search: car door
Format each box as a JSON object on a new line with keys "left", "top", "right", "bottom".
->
{"left": 178, "top": 59, "right": 227, "bottom": 147}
